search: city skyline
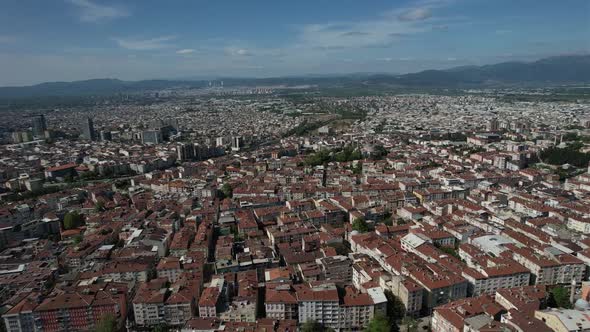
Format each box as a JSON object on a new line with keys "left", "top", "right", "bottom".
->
{"left": 0, "top": 0, "right": 588, "bottom": 86}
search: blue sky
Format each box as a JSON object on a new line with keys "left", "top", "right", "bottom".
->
{"left": 0, "top": 0, "right": 588, "bottom": 86}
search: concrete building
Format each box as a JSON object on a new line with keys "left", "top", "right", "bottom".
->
{"left": 31, "top": 115, "right": 47, "bottom": 138}
{"left": 317, "top": 255, "right": 352, "bottom": 282}
{"left": 380, "top": 275, "right": 424, "bottom": 317}
{"left": 534, "top": 309, "right": 590, "bottom": 332}
{"left": 81, "top": 117, "right": 95, "bottom": 141}
{"left": 142, "top": 129, "right": 163, "bottom": 144}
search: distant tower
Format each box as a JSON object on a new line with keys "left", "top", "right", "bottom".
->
{"left": 31, "top": 114, "right": 47, "bottom": 138}
{"left": 232, "top": 136, "right": 243, "bottom": 151}
{"left": 81, "top": 117, "right": 95, "bottom": 141}
{"left": 99, "top": 130, "right": 112, "bottom": 141}
{"left": 177, "top": 142, "right": 195, "bottom": 161}
{"left": 486, "top": 118, "right": 499, "bottom": 132}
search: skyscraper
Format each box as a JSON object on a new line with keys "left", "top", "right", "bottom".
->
{"left": 176, "top": 143, "right": 195, "bottom": 161}
{"left": 142, "top": 129, "right": 163, "bottom": 144}
{"left": 81, "top": 117, "right": 95, "bottom": 141}
{"left": 232, "top": 136, "right": 243, "bottom": 151}
{"left": 486, "top": 118, "right": 499, "bottom": 132}
{"left": 31, "top": 115, "right": 47, "bottom": 138}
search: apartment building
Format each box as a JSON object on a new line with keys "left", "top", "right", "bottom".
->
{"left": 379, "top": 274, "right": 424, "bottom": 317}
{"left": 509, "top": 246, "right": 585, "bottom": 285}
{"left": 133, "top": 277, "right": 200, "bottom": 328}
{"left": 33, "top": 282, "right": 127, "bottom": 332}
{"left": 295, "top": 283, "right": 387, "bottom": 331}
{"left": 265, "top": 284, "right": 298, "bottom": 320}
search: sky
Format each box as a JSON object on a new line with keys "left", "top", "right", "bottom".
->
{"left": 0, "top": 0, "right": 588, "bottom": 86}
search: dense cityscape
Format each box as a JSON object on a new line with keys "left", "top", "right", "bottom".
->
{"left": 1, "top": 0, "right": 590, "bottom": 331}
{"left": 0, "top": 87, "right": 589, "bottom": 332}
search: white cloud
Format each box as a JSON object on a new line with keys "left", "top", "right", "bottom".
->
{"left": 296, "top": 19, "right": 425, "bottom": 50}
{"left": 225, "top": 47, "right": 253, "bottom": 56}
{"left": 66, "top": 0, "right": 129, "bottom": 22}
{"left": 290, "top": 1, "right": 455, "bottom": 51}
{"left": 398, "top": 8, "right": 432, "bottom": 21}
{"left": 112, "top": 36, "right": 176, "bottom": 51}
{"left": 176, "top": 49, "right": 196, "bottom": 54}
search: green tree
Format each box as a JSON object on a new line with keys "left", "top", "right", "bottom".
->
{"left": 401, "top": 317, "right": 419, "bottom": 332}
{"left": 379, "top": 212, "right": 393, "bottom": 226}
{"left": 438, "top": 246, "right": 461, "bottom": 260}
{"left": 328, "top": 242, "right": 350, "bottom": 256}
{"left": 373, "top": 145, "right": 388, "bottom": 160}
{"left": 549, "top": 286, "right": 573, "bottom": 309}
{"left": 94, "top": 314, "right": 116, "bottom": 332}
{"left": 94, "top": 201, "right": 105, "bottom": 212}
{"left": 365, "top": 314, "right": 391, "bottom": 332}
{"left": 151, "top": 325, "right": 170, "bottom": 332}
{"left": 352, "top": 217, "right": 369, "bottom": 233}
{"left": 63, "top": 211, "right": 82, "bottom": 230}
{"left": 539, "top": 145, "right": 590, "bottom": 168}
{"left": 301, "top": 320, "right": 334, "bottom": 332}
{"left": 72, "top": 234, "right": 83, "bottom": 244}
{"left": 352, "top": 161, "right": 363, "bottom": 175}
{"left": 384, "top": 290, "right": 406, "bottom": 322}
{"left": 220, "top": 183, "right": 233, "bottom": 199}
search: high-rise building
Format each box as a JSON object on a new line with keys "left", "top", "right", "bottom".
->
{"left": 11, "top": 132, "right": 23, "bottom": 143}
{"left": 232, "top": 136, "right": 243, "bottom": 151}
{"left": 142, "top": 130, "right": 163, "bottom": 144}
{"left": 31, "top": 115, "right": 47, "bottom": 138}
{"left": 216, "top": 136, "right": 227, "bottom": 147}
{"left": 21, "top": 131, "right": 33, "bottom": 142}
{"left": 163, "top": 117, "right": 179, "bottom": 130}
{"left": 177, "top": 143, "right": 195, "bottom": 161}
{"left": 81, "top": 117, "right": 95, "bottom": 141}
{"left": 99, "top": 130, "right": 112, "bottom": 141}
{"left": 486, "top": 118, "right": 499, "bottom": 132}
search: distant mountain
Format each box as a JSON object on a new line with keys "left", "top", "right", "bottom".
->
{"left": 0, "top": 79, "right": 208, "bottom": 99}
{"left": 0, "top": 55, "right": 588, "bottom": 99}
{"left": 369, "top": 55, "right": 590, "bottom": 86}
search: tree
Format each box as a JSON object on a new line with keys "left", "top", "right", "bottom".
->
{"left": 549, "top": 286, "right": 573, "bottom": 309}
{"left": 438, "top": 246, "right": 461, "bottom": 260}
{"left": 151, "top": 325, "right": 170, "bottom": 332}
{"left": 373, "top": 145, "right": 388, "bottom": 160}
{"left": 94, "top": 201, "right": 105, "bottom": 212}
{"left": 401, "top": 317, "right": 419, "bottom": 332}
{"left": 365, "top": 314, "right": 391, "bottom": 332}
{"left": 220, "top": 183, "right": 233, "bottom": 199}
{"left": 301, "top": 320, "right": 334, "bottom": 332}
{"left": 539, "top": 145, "right": 590, "bottom": 168}
{"left": 63, "top": 211, "right": 82, "bottom": 230}
{"left": 94, "top": 314, "right": 116, "bottom": 332}
{"left": 328, "top": 242, "right": 350, "bottom": 256}
{"left": 352, "top": 162, "right": 363, "bottom": 175}
{"left": 352, "top": 217, "right": 369, "bottom": 233}
{"left": 379, "top": 212, "right": 393, "bottom": 226}
{"left": 72, "top": 235, "right": 83, "bottom": 244}
{"left": 384, "top": 290, "right": 406, "bottom": 322}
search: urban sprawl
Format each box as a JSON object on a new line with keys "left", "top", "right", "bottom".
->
{"left": 1, "top": 91, "right": 590, "bottom": 332}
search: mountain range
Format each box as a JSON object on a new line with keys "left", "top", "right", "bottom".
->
{"left": 0, "top": 55, "right": 588, "bottom": 99}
